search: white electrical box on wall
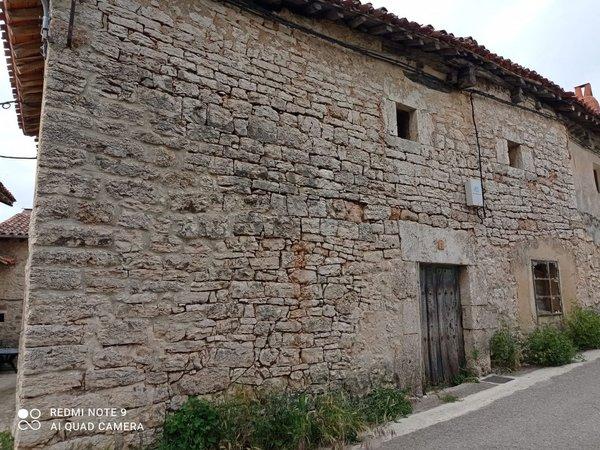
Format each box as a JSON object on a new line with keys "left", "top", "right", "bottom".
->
{"left": 465, "top": 179, "right": 484, "bottom": 207}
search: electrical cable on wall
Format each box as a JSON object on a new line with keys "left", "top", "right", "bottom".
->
{"left": 469, "top": 92, "right": 487, "bottom": 221}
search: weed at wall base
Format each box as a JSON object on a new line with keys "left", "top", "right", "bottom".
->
{"left": 490, "top": 328, "right": 522, "bottom": 372}
{"left": 565, "top": 307, "right": 600, "bottom": 350}
{"left": 0, "top": 432, "right": 13, "bottom": 450}
{"left": 158, "top": 387, "right": 412, "bottom": 450}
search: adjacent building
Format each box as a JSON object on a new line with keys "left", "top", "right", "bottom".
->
{"left": 1, "top": 0, "right": 599, "bottom": 447}
{"left": 0, "top": 210, "right": 30, "bottom": 348}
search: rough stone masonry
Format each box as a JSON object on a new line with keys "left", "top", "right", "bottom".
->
{"left": 10, "top": 0, "right": 600, "bottom": 447}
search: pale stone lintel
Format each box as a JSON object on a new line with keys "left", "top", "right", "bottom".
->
{"left": 398, "top": 222, "right": 474, "bottom": 265}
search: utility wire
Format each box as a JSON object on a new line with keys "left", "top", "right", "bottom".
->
{"left": 0, "top": 154, "right": 37, "bottom": 160}
{"left": 1, "top": 100, "right": 17, "bottom": 109}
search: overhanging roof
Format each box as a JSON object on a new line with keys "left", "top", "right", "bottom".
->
{"left": 0, "top": 181, "right": 16, "bottom": 206}
{"left": 0, "top": 0, "right": 598, "bottom": 137}
{"left": 244, "top": 0, "right": 600, "bottom": 132}
{"left": 0, "top": 0, "right": 44, "bottom": 137}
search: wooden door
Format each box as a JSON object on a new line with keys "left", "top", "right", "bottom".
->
{"left": 420, "top": 264, "right": 465, "bottom": 387}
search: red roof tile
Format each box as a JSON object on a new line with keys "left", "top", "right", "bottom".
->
{"left": 0, "top": 181, "right": 16, "bottom": 206}
{"left": 255, "top": 0, "right": 600, "bottom": 127}
{"left": 324, "top": 0, "right": 599, "bottom": 114}
{"left": 0, "top": 209, "right": 31, "bottom": 238}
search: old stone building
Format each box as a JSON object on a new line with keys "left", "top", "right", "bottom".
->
{"left": 1, "top": 0, "right": 599, "bottom": 447}
{"left": 0, "top": 209, "right": 29, "bottom": 348}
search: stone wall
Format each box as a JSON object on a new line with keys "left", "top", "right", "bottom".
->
{"left": 14, "top": 0, "right": 600, "bottom": 447}
{"left": 0, "top": 238, "right": 27, "bottom": 347}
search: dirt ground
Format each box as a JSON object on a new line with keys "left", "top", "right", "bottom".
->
{"left": 0, "top": 371, "right": 16, "bottom": 432}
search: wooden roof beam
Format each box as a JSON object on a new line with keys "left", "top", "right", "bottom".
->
{"left": 457, "top": 65, "right": 476, "bottom": 89}
{"left": 325, "top": 8, "right": 345, "bottom": 21}
{"left": 304, "top": 2, "right": 323, "bottom": 15}
{"left": 369, "top": 23, "right": 394, "bottom": 35}
{"left": 5, "top": 7, "right": 43, "bottom": 24}
{"left": 348, "top": 14, "right": 368, "bottom": 29}
{"left": 11, "top": 41, "right": 40, "bottom": 58}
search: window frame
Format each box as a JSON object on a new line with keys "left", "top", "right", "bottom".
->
{"left": 394, "top": 103, "right": 416, "bottom": 141}
{"left": 531, "top": 260, "right": 563, "bottom": 318}
{"left": 507, "top": 140, "right": 523, "bottom": 169}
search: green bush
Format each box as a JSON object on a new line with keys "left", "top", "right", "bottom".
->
{"left": 159, "top": 397, "right": 221, "bottom": 450}
{"left": 490, "top": 328, "right": 522, "bottom": 371}
{"left": 565, "top": 307, "right": 600, "bottom": 350}
{"left": 524, "top": 325, "right": 577, "bottom": 366}
{"left": 0, "top": 432, "right": 13, "bottom": 450}
{"left": 158, "top": 387, "right": 412, "bottom": 450}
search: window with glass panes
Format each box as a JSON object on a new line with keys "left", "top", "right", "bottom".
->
{"left": 532, "top": 260, "right": 563, "bottom": 316}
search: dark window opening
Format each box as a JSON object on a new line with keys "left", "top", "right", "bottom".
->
{"left": 0, "top": 313, "right": 4, "bottom": 322}
{"left": 594, "top": 167, "right": 600, "bottom": 194}
{"left": 396, "top": 105, "right": 414, "bottom": 140}
{"left": 532, "top": 260, "right": 563, "bottom": 317}
{"left": 507, "top": 140, "right": 523, "bottom": 168}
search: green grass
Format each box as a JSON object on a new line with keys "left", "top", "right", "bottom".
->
{"left": 0, "top": 432, "right": 13, "bottom": 450}
{"left": 438, "top": 394, "right": 459, "bottom": 403}
{"left": 158, "top": 387, "right": 412, "bottom": 450}
{"left": 450, "top": 368, "right": 479, "bottom": 386}
{"left": 565, "top": 307, "right": 600, "bottom": 350}
{"left": 358, "top": 387, "right": 413, "bottom": 425}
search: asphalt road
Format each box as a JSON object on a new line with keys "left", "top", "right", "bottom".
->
{"left": 380, "top": 358, "right": 600, "bottom": 450}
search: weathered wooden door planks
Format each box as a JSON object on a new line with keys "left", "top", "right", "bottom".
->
{"left": 420, "top": 264, "right": 465, "bottom": 387}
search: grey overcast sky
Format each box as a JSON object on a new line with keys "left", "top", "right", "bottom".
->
{"left": 0, "top": 0, "right": 599, "bottom": 221}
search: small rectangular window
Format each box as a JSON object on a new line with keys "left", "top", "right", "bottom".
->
{"left": 593, "top": 167, "right": 600, "bottom": 194}
{"left": 0, "top": 312, "right": 4, "bottom": 322}
{"left": 396, "top": 104, "right": 415, "bottom": 141}
{"left": 532, "top": 260, "right": 563, "bottom": 317}
{"left": 507, "top": 140, "right": 523, "bottom": 169}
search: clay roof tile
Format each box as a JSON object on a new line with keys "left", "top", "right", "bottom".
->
{"left": 0, "top": 209, "right": 31, "bottom": 238}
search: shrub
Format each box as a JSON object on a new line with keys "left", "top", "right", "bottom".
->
{"left": 565, "top": 307, "right": 600, "bottom": 350}
{"left": 0, "top": 432, "right": 13, "bottom": 450}
{"left": 159, "top": 397, "right": 221, "bottom": 450}
{"left": 359, "top": 387, "right": 412, "bottom": 425}
{"left": 524, "top": 325, "right": 577, "bottom": 366}
{"left": 490, "top": 328, "right": 522, "bottom": 371}
{"left": 158, "top": 387, "right": 412, "bottom": 450}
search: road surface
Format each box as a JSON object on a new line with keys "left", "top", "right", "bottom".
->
{"left": 380, "top": 358, "right": 600, "bottom": 450}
